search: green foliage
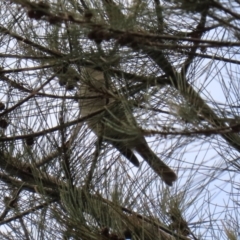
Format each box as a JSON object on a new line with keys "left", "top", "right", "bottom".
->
{"left": 0, "top": 0, "right": 239, "bottom": 239}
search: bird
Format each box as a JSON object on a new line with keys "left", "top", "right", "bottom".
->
{"left": 78, "top": 67, "right": 177, "bottom": 186}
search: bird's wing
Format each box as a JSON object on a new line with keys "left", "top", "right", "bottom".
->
{"left": 110, "top": 141, "right": 140, "bottom": 167}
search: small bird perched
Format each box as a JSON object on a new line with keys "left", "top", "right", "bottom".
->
{"left": 78, "top": 67, "right": 177, "bottom": 186}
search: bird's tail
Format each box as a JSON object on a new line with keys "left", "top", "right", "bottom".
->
{"left": 136, "top": 141, "right": 177, "bottom": 186}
